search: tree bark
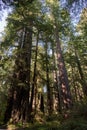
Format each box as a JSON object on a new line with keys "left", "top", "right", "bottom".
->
{"left": 4, "top": 25, "right": 33, "bottom": 123}
{"left": 29, "top": 32, "right": 39, "bottom": 114}
{"left": 45, "top": 42, "right": 53, "bottom": 114}
{"left": 74, "top": 48, "right": 87, "bottom": 96}
{"left": 52, "top": 43, "right": 61, "bottom": 113}
{"left": 54, "top": 24, "right": 72, "bottom": 110}
{"left": 40, "top": 93, "right": 44, "bottom": 113}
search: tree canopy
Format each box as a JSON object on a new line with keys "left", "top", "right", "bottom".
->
{"left": 0, "top": 0, "right": 87, "bottom": 129}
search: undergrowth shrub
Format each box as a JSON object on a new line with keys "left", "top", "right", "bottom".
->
{"left": 59, "top": 119, "right": 87, "bottom": 130}
{"left": 70, "top": 102, "right": 87, "bottom": 120}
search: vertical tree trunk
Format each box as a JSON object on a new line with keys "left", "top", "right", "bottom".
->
{"left": 4, "top": 25, "right": 33, "bottom": 123}
{"left": 71, "top": 67, "right": 78, "bottom": 102}
{"left": 4, "top": 88, "right": 14, "bottom": 123}
{"left": 45, "top": 42, "right": 53, "bottom": 114}
{"left": 55, "top": 24, "right": 72, "bottom": 110}
{"left": 29, "top": 32, "right": 39, "bottom": 115}
{"left": 74, "top": 48, "right": 87, "bottom": 96}
{"left": 40, "top": 93, "right": 44, "bottom": 113}
{"left": 52, "top": 43, "right": 61, "bottom": 113}
{"left": 34, "top": 83, "right": 38, "bottom": 114}
{"left": 23, "top": 26, "right": 33, "bottom": 121}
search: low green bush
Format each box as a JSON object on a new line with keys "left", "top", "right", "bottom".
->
{"left": 58, "top": 119, "right": 87, "bottom": 130}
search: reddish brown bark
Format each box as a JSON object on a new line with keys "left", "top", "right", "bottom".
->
{"left": 55, "top": 24, "right": 72, "bottom": 109}
{"left": 4, "top": 26, "right": 32, "bottom": 123}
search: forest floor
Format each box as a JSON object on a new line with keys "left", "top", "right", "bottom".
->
{"left": 0, "top": 114, "right": 87, "bottom": 130}
{"left": 1, "top": 104, "right": 87, "bottom": 130}
{"left": 0, "top": 119, "right": 87, "bottom": 130}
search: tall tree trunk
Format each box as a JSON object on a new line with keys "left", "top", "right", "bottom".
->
{"left": 52, "top": 43, "right": 61, "bottom": 113}
{"left": 29, "top": 32, "right": 39, "bottom": 115}
{"left": 4, "top": 25, "right": 33, "bottom": 123}
{"left": 55, "top": 24, "right": 72, "bottom": 110}
{"left": 4, "top": 88, "right": 14, "bottom": 123}
{"left": 74, "top": 48, "right": 87, "bottom": 96}
{"left": 40, "top": 93, "right": 44, "bottom": 113}
{"left": 45, "top": 42, "right": 53, "bottom": 114}
{"left": 23, "top": 26, "right": 33, "bottom": 121}
{"left": 71, "top": 67, "right": 78, "bottom": 102}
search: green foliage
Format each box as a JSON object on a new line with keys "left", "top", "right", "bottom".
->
{"left": 71, "top": 102, "right": 87, "bottom": 120}
{"left": 1, "top": 103, "right": 87, "bottom": 129}
{"left": 59, "top": 119, "right": 87, "bottom": 130}
{"left": 3, "top": 113, "right": 87, "bottom": 130}
{"left": 0, "top": 0, "right": 87, "bottom": 127}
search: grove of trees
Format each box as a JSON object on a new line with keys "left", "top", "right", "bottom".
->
{"left": 0, "top": 0, "right": 87, "bottom": 129}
